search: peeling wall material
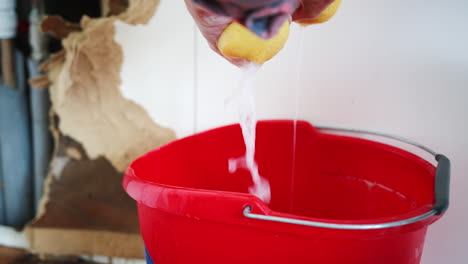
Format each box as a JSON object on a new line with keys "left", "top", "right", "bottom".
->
{"left": 40, "top": 15, "right": 81, "bottom": 39}
{"left": 24, "top": 0, "right": 166, "bottom": 258}
{"left": 37, "top": 0, "right": 172, "bottom": 172}
{"left": 101, "top": 0, "right": 130, "bottom": 17}
{"left": 25, "top": 113, "right": 144, "bottom": 258}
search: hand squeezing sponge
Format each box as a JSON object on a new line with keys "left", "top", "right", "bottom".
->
{"left": 216, "top": 0, "right": 342, "bottom": 64}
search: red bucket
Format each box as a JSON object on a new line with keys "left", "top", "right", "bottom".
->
{"left": 123, "top": 120, "right": 450, "bottom": 264}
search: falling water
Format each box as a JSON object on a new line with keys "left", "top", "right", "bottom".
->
{"left": 290, "top": 25, "right": 305, "bottom": 213}
{"left": 228, "top": 63, "right": 271, "bottom": 203}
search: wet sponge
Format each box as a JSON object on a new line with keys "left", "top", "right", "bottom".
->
{"left": 217, "top": 20, "right": 290, "bottom": 64}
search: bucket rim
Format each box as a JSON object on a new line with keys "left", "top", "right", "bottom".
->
{"left": 123, "top": 120, "right": 450, "bottom": 231}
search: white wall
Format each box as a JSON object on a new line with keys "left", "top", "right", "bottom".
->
{"left": 115, "top": 0, "right": 468, "bottom": 263}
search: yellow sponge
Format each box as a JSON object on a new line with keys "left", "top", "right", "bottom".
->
{"left": 298, "top": 0, "right": 342, "bottom": 25}
{"left": 217, "top": 20, "right": 290, "bottom": 64}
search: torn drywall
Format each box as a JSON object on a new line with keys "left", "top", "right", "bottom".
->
{"left": 26, "top": 112, "right": 144, "bottom": 258}
{"left": 24, "top": 0, "right": 167, "bottom": 257}
{"left": 39, "top": 0, "right": 173, "bottom": 172}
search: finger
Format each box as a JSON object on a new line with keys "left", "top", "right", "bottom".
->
{"left": 292, "top": 0, "right": 336, "bottom": 22}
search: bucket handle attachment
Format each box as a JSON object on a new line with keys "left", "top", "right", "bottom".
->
{"left": 243, "top": 125, "right": 450, "bottom": 230}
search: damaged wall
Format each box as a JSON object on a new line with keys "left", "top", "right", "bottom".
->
{"left": 25, "top": 128, "right": 145, "bottom": 258}
{"left": 25, "top": 112, "right": 145, "bottom": 258}
{"left": 115, "top": 0, "right": 196, "bottom": 137}
{"left": 25, "top": 0, "right": 170, "bottom": 258}
{"left": 37, "top": 0, "right": 174, "bottom": 172}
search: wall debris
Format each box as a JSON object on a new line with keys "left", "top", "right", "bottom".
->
{"left": 37, "top": 0, "right": 172, "bottom": 172}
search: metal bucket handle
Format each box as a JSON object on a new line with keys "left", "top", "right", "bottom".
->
{"left": 243, "top": 125, "right": 450, "bottom": 230}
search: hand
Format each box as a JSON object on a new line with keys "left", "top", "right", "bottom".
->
{"left": 184, "top": 0, "right": 340, "bottom": 65}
